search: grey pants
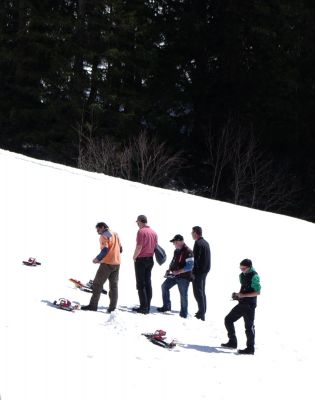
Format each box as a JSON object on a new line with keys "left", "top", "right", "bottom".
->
{"left": 89, "top": 263, "right": 120, "bottom": 310}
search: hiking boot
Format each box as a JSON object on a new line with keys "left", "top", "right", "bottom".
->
{"left": 81, "top": 305, "right": 97, "bottom": 311}
{"left": 195, "top": 312, "right": 205, "bottom": 321}
{"left": 107, "top": 308, "right": 115, "bottom": 314}
{"left": 238, "top": 348, "right": 254, "bottom": 355}
{"left": 157, "top": 306, "right": 171, "bottom": 312}
{"left": 221, "top": 341, "right": 237, "bottom": 349}
{"left": 132, "top": 307, "right": 149, "bottom": 314}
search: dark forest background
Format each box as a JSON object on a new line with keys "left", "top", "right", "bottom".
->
{"left": 1, "top": 0, "right": 314, "bottom": 222}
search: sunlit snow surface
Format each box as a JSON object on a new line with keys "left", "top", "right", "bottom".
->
{"left": 0, "top": 149, "right": 314, "bottom": 400}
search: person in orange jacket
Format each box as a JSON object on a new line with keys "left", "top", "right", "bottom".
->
{"left": 81, "top": 222, "right": 122, "bottom": 312}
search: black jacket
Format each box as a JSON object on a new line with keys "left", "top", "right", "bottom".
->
{"left": 239, "top": 270, "right": 259, "bottom": 306}
{"left": 192, "top": 237, "right": 211, "bottom": 275}
{"left": 169, "top": 244, "right": 194, "bottom": 280}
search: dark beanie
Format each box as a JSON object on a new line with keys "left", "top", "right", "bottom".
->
{"left": 240, "top": 259, "right": 252, "bottom": 268}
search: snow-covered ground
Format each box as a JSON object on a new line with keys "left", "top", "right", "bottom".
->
{"left": 0, "top": 148, "right": 314, "bottom": 400}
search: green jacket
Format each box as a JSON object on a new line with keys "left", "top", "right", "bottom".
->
{"left": 239, "top": 267, "right": 261, "bottom": 293}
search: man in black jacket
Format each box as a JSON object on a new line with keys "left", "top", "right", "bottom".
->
{"left": 191, "top": 226, "right": 211, "bottom": 321}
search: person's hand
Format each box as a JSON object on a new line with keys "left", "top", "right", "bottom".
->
{"left": 93, "top": 258, "right": 100, "bottom": 264}
{"left": 232, "top": 292, "right": 240, "bottom": 300}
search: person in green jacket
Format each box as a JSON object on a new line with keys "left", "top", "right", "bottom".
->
{"left": 221, "top": 259, "right": 261, "bottom": 355}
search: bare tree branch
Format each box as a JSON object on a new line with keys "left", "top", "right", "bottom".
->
{"left": 76, "top": 125, "right": 183, "bottom": 188}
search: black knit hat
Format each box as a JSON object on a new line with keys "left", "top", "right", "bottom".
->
{"left": 240, "top": 259, "right": 252, "bottom": 268}
{"left": 170, "top": 234, "right": 184, "bottom": 242}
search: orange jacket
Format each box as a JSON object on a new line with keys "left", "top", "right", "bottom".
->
{"left": 99, "top": 230, "right": 122, "bottom": 265}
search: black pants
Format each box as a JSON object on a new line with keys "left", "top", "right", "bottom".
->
{"left": 134, "top": 257, "right": 154, "bottom": 311}
{"left": 224, "top": 302, "right": 256, "bottom": 350}
{"left": 192, "top": 272, "right": 208, "bottom": 318}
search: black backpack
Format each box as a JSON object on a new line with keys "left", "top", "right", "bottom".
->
{"left": 154, "top": 244, "right": 167, "bottom": 265}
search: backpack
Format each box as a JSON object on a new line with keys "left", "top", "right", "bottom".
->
{"left": 154, "top": 244, "right": 167, "bottom": 265}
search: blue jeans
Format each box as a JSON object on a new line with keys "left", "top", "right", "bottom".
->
{"left": 161, "top": 277, "right": 190, "bottom": 318}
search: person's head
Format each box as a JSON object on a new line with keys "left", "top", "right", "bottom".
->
{"left": 170, "top": 234, "right": 184, "bottom": 249}
{"left": 95, "top": 222, "right": 109, "bottom": 234}
{"left": 240, "top": 259, "right": 252, "bottom": 273}
{"left": 136, "top": 215, "right": 147, "bottom": 228}
{"left": 191, "top": 226, "right": 202, "bottom": 240}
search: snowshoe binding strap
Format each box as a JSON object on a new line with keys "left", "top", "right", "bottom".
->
{"left": 153, "top": 329, "right": 166, "bottom": 340}
{"left": 57, "top": 298, "right": 72, "bottom": 309}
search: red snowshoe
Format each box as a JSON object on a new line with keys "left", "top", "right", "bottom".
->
{"left": 53, "top": 298, "right": 80, "bottom": 312}
{"left": 23, "top": 257, "right": 41, "bottom": 266}
{"left": 142, "top": 330, "right": 176, "bottom": 349}
{"left": 69, "top": 278, "right": 107, "bottom": 295}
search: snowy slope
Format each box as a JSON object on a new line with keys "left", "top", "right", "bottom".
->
{"left": 0, "top": 148, "right": 314, "bottom": 400}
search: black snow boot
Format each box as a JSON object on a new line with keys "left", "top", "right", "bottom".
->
{"left": 221, "top": 340, "right": 237, "bottom": 349}
{"left": 81, "top": 305, "right": 97, "bottom": 311}
{"left": 132, "top": 307, "right": 149, "bottom": 314}
{"left": 238, "top": 348, "right": 254, "bottom": 355}
{"left": 157, "top": 305, "right": 171, "bottom": 312}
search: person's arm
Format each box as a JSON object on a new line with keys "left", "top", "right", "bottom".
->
{"left": 93, "top": 247, "right": 109, "bottom": 263}
{"left": 172, "top": 255, "right": 194, "bottom": 276}
{"left": 192, "top": 242, "right": 200, "bottom": 270}
{"left": 236, "top": 291, "right": 260, "bottom": 299}
{"left": 133, "top": 244, "right": 142, "bottom": 260}
{"left": 117, "top": 234, "right": 123, "bottom": 253}
{"left": 234, "top": 274, "right": 261, "bottom": 298}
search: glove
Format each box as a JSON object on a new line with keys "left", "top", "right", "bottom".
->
{"left": 232, "top": 292, "right": 239, "bottom": 300}
{"left": 164, "top": 269, "right": 175, "bottom": 278}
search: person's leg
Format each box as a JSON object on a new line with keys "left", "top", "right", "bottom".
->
{"left": 192, "top": 274, "right": 205, "bottom": 319}
{"left": 108, "top": 265, "right": 120, "bottom": 311}
{"left": 243, "top": 305, "right": 256, "bottom": 352}
{"left": 143, "top": 259, "right": 154, "bottom": 311}
{"left": 89, "top": 264, "right": 110, "bottom": 309}
{"left": 202, "top": 272, "right": 208, "bottom": 314}
{"left": 177, "top": 278, "right": 190, "bottom": 318}
{"left": 134, "top": 259, "right": 147, "bottom": 309}
{"left": 161, "top": 278, "right": 177, "bottom": 309}
{"left": 222, "top": 303, "right": 245, "bottom": 346}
